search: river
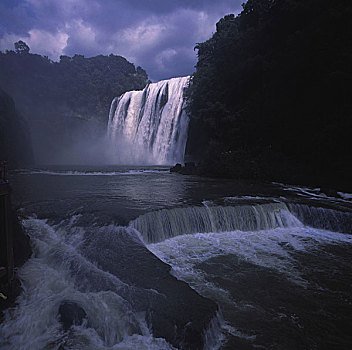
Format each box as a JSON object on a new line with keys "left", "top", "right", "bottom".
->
{"left": 1, "top": 165, "right": 351, "bottom": 349}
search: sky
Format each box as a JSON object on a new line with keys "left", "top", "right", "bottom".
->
{"left": 0, "top": 0, "right": 243, "bottom": 81}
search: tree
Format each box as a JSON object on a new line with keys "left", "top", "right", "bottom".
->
{"left": 186, "top": 0, "right": 352, "bottom": 189}
{"left": 136, "top": 66, "right": 148, "bottom": 80}
{"left": 14, "top": 41, "right": 30, "bottom": 55}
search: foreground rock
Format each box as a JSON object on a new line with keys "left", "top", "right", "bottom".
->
{"left": 58, "top": 301, "right": 88, "bottom": 331}
{"left": 0, "top": 205, "right": 32, "bottom": 322}
{"left": 82, "top": 229, "right": 219, "bottom": 350}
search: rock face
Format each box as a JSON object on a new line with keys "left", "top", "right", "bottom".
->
{"left": 170, "top": 162, "right": 199, "bottom": 175}
{"left": 82, "top": 228, "right": 218, "bottom": 350}
{"left": 319, "top": 187, "right": 339, "bottom": 198}
{"left": 12, "top": 209, "right": 32, "bottom": 267}
{"left": 0, "top": 89, "right": 34, "bottom": 167}
{"left": 170, "top": 163, "right": 183, "bottom": 173}
{"left": 58, "top": 301, "right": 88, "bottom": 331}
{"left": 0, "top": 188, "right": 32, "bottom": 322}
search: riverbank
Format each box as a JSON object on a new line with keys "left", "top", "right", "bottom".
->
{"left": 170, "top": 162, "right": 352, "bottom": 196}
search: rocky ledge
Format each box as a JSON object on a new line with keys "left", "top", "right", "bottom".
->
{"left": 170, "top": 162, "right": 200, "bottom": 175}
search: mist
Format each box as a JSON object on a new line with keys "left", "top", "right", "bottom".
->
{"left": 0, "top": 49, "right": 149, "bottom": 167}
{"left": 51, "top": 133, "right": 163, "bottom": 166}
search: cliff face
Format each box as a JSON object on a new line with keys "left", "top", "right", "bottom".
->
{"left": 0, "top": 89, "right": 34, "bottom": 167}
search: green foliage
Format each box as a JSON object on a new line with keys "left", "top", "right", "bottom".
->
{"left": 14, "top": 40, "right": 30, "bottom": 55}
{"left": 0, "top": 43, "right": 148, "bottom": 162}
{"left": 186, "top": 0, "right": 352, "bottom": 188}
{"left": 0, "top": 44, "right": 148, "bottom": 123}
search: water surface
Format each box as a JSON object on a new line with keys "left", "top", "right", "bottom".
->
{"left": 2, "top": 165, "right": 351, "bottom": 349}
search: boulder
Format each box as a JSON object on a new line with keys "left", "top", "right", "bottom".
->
{"left": 170, "top": 163, "right": 182, "bottom": 173}
{"left": 320, "top": 187, "right": 338, "bottom": 198}
{"left": 82, "top": 229, "right": 218, "bottom": 349}
{"left": 170, "top": 163, "right": 199, "bottom": 175}
{"left": 58, "top": 301, "right": 88, "bottom": 331}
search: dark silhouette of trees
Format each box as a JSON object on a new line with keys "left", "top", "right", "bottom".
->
{"left": 186, "top": 0, "right": 352, "bottom": 189}
{"left": 0, "top": 89, "right": 34, "bottom": 166}
{"left": 14, "top": 41, "right": 30, "bottom": 55}
{"left": 0, "top": 45, "right": 148, "bottom": 162}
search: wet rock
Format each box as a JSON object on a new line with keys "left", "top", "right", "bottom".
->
{"left": 170, "top": 163, "right": 182, "bottom": 173}
{"left": 0, "top": 277, "right": 22, "bottom": 323}
{"left": 58, "top": 301, "right": 88, "bottom": 331}
{"left": 83, "top": 229, "right": 218, "bottom": 350}
{"left": 320, "top": 187, "right": 338, "bottom": 198}
{"left": 0, "top": 197, "right": 32, "bottom": 322}
{"left": 170, "top": 163, "right": 199, "bottom": 175}
{"left": 12, "top": 210, "right": 32, "bottom": 267}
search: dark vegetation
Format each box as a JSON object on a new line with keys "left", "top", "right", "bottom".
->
{"left": 186, "top": 0, "right": 352, "bottom": 190}
{"left": 0, "top": 189, "right": 32, "bottom": 321}
{"left": 0, "top": 42, "right": 148, "bottom": 163}
{"left": 0, "top": 89, "right": 33, "bottom": 167}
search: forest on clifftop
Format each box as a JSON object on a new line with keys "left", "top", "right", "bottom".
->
{"left": 186, "top": 0, "right": 352, "bottom": 190}
{"left": 0, "top": 44, "right": 148, "bottom": 163}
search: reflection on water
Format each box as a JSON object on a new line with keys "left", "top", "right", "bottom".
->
{"left": 11, "top": 166, "right": 191, "bottom": 224}
{"left": 11, "top": 165, "right": 352, "bottom": 226}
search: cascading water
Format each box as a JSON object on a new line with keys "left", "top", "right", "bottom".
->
{"left": 107, "top": 76, "right": 190, "bottom": 165}
{"left": 3, "top": 167, "right": 352, "bottom": 350}
{"left": 144, "top": 202, "right": 352, "bottom": 349}
{"left": 131, "top": 202, "right": 352, "bottom": 244}
{"left": 130, "top": 203, "right": 304, "bottom": 244}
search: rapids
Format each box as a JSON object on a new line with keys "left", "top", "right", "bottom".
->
{"left": 1, "top": 167, "right": 351, "bottom": 349}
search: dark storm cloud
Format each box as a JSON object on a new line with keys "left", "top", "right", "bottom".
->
{"left": 0, "top": 0, "right": 243, "bottom": 80}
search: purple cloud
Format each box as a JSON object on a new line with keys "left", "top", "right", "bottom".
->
{"left": 0, "top": 0, "right": 243, "bottom": 80}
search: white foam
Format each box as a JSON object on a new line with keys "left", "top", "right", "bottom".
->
{"left": 131, "top": 203, "right": 305, "bottom": 244}
{"left": 148, "top": 226, "right": 352, "bottom": 294}
{"left": 21, "top": 169, "right": 169, "bottom": 176}
{"left": 224, "top": 196, "right": 282, "bottom": 203}
{"left": 148, "top": 226, "right": 352, "bottom": 346}
{"left": 222, "top": 324, "right": 256, "bottom": 342}
{"left": 0, "top": 218, "right": 174, "bottom": 350}
{"left": 337, "top": 192, "right": 352, "bottom": 200}
{"left": 273, "top": 182, "right": 352, "bottom": 204}
{"left": 203, "top": 311, "right": 226, "bottom": 350}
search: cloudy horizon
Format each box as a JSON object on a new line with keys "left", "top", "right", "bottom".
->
{"left": 0, "top": 0, "right": 242, "bottom": 81}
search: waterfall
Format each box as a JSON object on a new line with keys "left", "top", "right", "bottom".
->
{"left": 130, "top": 203, "right": 352, "bottom": 244}
{"left": 287, "top": 203, "right": 352, "bottom": 234}
{"left": 107, "top": 76, "right": 190, "bottom": 165}
{"left": 130, "top": 203, "right": 303, "bottom": 244}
